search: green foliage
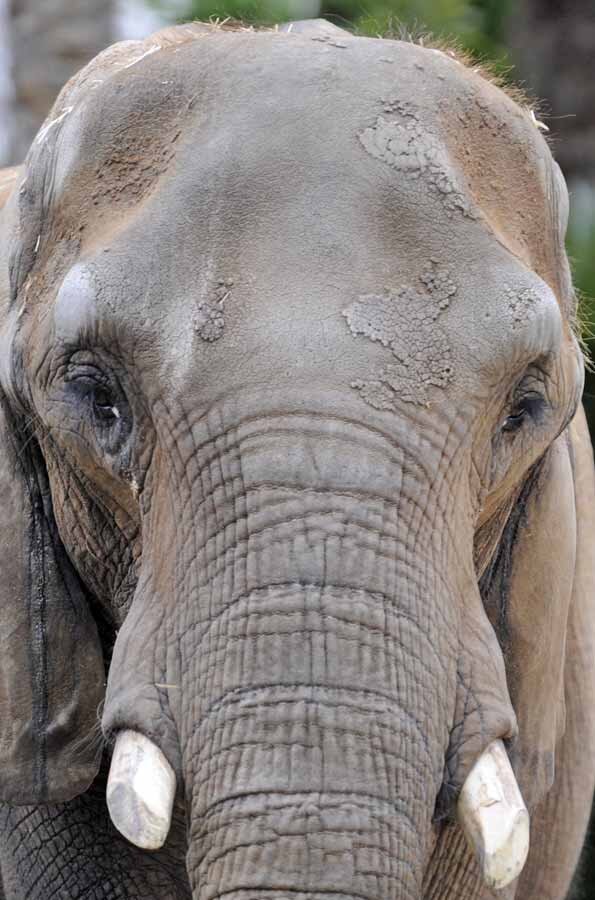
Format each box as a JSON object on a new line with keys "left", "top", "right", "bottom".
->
{"left": 568, "top": 206, "right": 595, "bottom": 410}
{"left": 157, "top": 0, "right": 303, "bottom": 22}
{"left": 324, "top": 0, "right": 473, "bottom": 36}
{"left": 153, "top": 0, "right": 515, "bottom": 72}
{"left": 155, "top": 0, "right": 512, "bottom": 64}
{"left": 569, "top": 221, "right": 595, "bottom": 331}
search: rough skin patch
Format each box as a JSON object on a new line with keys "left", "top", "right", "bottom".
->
{"left": 505, "top": 286, "right": 541, "bottom": 329}
{"left": 359, "top": 100, "right": 475, "bottom": 218}
{"left": 343, "top": 261, "right": 456, "bottom": 409}
{"left": 193, "top": 278, "right": 233, "bottom": 342}
{"left": 86, "top": 77, "right": 189, "bottom": 212}
{"left": 90, "top": 128, "right": 182, "bottom": 208}
{"left": 420, "top": 260, "right": 457, "bottom": 308}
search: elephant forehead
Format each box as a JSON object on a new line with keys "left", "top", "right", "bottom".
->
{"left": 17, "top": 27, "right": 561, "bottom": 322}
{"left": 18, "top": 27, "right": 567, "bottom": 405}
{"left": 44, "top": 28, "right": 552, "bottom": 251}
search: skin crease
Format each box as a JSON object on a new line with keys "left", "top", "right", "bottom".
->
{"left": 0, "top": 17, "right": 593, "bottom": 900}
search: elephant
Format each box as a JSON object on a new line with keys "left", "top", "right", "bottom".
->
{"left": 0, "top": 15, "right": 593, "bottom": 900}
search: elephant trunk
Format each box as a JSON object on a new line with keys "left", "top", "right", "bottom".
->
{"left": 102, "top": 407, "right": 520, "bottom": 897}
{"left": 182, "top": 574, "right": 453, "bottom": 900}
{"left": 173, "top": 423, "right": 457, "bottom": 900}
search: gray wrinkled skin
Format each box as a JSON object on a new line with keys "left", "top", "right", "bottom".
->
{"left": 0, "top": 18, "right": 593, "bottom": 900}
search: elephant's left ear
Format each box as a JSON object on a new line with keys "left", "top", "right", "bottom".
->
{"left": 0, "top": 167, "right": 105, "bottom": 804}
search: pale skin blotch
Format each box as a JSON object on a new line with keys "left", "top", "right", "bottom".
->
{"left": 193, "top": 278, "right": 233, "bottom": 343}
{"left": 505, "top": 286, "right": 541, "bottom": 329}
{"left": 359, "top": 99, "right": 476, "bottom": 218}
{"left": 343, "top": 261, "right": 457, "bottom": 409}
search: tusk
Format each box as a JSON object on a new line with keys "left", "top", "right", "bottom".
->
{"left": 457, "top": 739, "right": 530, "bottom": 890}
{"left": 106, "top": 730, "right": 176, "bottom": 850}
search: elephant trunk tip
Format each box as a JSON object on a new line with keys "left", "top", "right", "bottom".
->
{"left": 106, "top": 730, "right": 176, "bottom": 850}
{"left": 457, "top": 739, "right": 530, "bottom": 890}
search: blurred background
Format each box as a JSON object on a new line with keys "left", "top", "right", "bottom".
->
{"left": 0, "top": 0, "right": 594, "bottom": 893}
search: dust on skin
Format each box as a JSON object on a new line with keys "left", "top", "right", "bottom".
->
{"left": 359, "top": 99, "right": 476, "bottom": 218}
{"left": 193, "top": 278, "right": 233, "bottom": 342}
{"left": 439, "top": 75, "right": 564, "bottom": 300}
{"left": 343, "top": 260, "right": 457, "bottom": 409}
{"left": 11, "top": 58, "right": 194, "bottom": 329}
{"left": 84, "top": 74, "right": 187, "bottom": 214}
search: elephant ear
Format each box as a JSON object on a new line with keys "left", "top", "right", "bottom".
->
{"left": 0, "top": 168, "right": 105, "bottom": 804}
{"left": 480, "top": 412, "right": 586, "bottom": 810}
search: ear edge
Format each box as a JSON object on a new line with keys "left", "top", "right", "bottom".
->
{"left": 0, "top": 397, "right": 105, "bottom": 804}
{"left": 481, "top": 435, "right": 577, "bottom": 810}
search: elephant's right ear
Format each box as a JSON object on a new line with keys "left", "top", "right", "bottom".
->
{"left": 480, "top": 408, "right": 588, "bottom": 811}
{"left": 0, "top": 168, "right": 105, "bottom": 804}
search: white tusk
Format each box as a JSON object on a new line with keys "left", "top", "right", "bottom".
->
{"left": 106, "top": 730, "right": 176, "bottom": 850}
{"left": 457, "top": 739, "right": 530, "bottom": 890}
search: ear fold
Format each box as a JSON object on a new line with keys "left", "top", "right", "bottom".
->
{"left": 0, "top": 397, "right": 105, "bottom": 803}
{"left": 0, "top": 167, "right": 104, "bottom": 804}
{"left": 481, "top": 423, "right": 579, "bottom": 810}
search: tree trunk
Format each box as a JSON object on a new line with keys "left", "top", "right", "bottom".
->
{"left": 6, "top": 0, "right": 114, "bottom": 164}
{"left": 507, "top": 0, "right": 595, "bottom": 182}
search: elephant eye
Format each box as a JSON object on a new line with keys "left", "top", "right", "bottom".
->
{"left": 91, "top": 386, "right": 121, "bottom": 424}
{"left": 63, "top": 361, "right": 128, "bottom": 437}
{"left": 502, "top": 393, "right": 545, "bottom": 434}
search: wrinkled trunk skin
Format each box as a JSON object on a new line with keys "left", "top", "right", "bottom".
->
{"left": 182, "top": 585, "right": 451, "bottom": 900}
{"left": 163, "top": 413, "right": 460, "bottom": 900}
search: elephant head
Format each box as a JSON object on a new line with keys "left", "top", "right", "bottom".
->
{"left": 0, "top": 19, "right": 588, "bottom": 900}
